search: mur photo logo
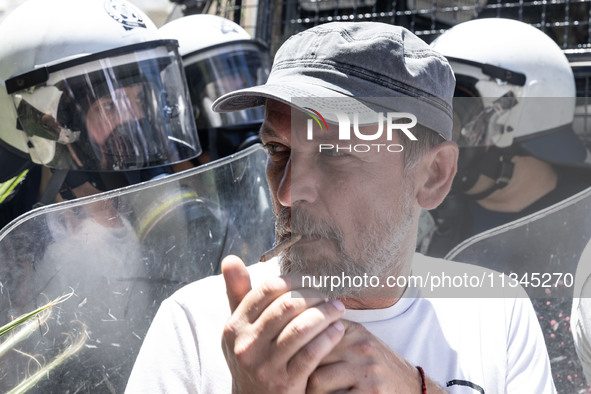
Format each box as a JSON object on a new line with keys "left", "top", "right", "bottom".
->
{"left": 303, "top": 108, "right": 418, "bottom": 153}
{"left": 304, "top": 107, "right": 328, "bottom": 133}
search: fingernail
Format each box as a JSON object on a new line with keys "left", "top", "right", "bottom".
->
{"left": 333, "top": 320, "right": 344, "bottom": 332}
{"left": 331, "top": 299, "right": 345, "bottom": 313}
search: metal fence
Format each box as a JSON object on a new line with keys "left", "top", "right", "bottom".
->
{"left": 186, "top": 1, "right": 591, "bottom": 54}
{"left": 216, "top": 0, "right": 591, "bottom": 53}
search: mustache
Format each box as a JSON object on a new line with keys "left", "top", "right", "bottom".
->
{"left": 275, "top": 206, "right": 343, "bottom": 244}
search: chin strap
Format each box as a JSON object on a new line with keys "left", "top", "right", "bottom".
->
{"left": 467, "top": 153, "right": 515, "bottom": 201}
{"left": 33, "top": 169, "right": 69, "bottom": 208}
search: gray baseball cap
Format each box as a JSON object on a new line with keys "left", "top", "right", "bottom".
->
{"left": 213, "top": 21, "right": 455, "bottom": 140}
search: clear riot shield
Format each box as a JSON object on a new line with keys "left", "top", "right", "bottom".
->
{"left": 0, "top": 145, "right": 275, "bottom": 393}
{"left": 446, "top": 185, "right": 591, "bottom": 393}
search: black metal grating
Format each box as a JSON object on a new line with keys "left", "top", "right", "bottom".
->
{"left": 246, "top": 0, "right": 591, "bottom": 54}
{"left": 212, "top": 0, "right": 591, "bottom": 51}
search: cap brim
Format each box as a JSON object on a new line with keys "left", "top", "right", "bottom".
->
{"left": 519, "top": 125, "right": 591, "bottom": 168}
{"left": 213, "top": 81, "right": 356, "bottom": 115}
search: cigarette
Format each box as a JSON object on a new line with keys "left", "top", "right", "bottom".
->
{"left": 259, "top": 234, "right": 302, "bottom": 262}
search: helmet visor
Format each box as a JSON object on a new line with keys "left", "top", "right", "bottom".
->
{"left": 9, "top": 41, "right": 201, "bottom": 171}
{"left": 453, "top": 92, "right": 518, "bottom": 148}
{"left": 182, "top": 41, "right": 270, "bottom": 131}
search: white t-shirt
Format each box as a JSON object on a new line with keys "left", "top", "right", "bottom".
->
{"left": 126, "top": 253, "right": 555, "bottom": 393}
{"left": 571, "top": 239, "right": 591, "bottom": 384}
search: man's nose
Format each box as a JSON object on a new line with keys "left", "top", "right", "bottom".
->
{"left": 277, "top": 153, "right": 319, "bottom": 207}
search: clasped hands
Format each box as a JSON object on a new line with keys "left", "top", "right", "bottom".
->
{"left": 221, "top": 255, "right": 433, "bottom": 394}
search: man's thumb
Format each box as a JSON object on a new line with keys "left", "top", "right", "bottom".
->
{"left": 222, "top": 255, "right": 252, "bottom": 313}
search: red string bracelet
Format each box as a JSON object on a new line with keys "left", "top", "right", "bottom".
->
{"left": 416, "top": 366, "right": 427, "bottom": 394}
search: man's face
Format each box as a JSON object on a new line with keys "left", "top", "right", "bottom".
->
{"left": 260, "top": 100, "right": 419, "bottom": 297}
{"left": 85, "top": 84, "right": 146, "bottom": 145}
{"left": 82, "top": 84, "right": 164, "bottom": 169}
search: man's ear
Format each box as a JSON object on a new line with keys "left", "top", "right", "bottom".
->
{"left": 416, "top": 141, "right": 458, "bottom": 210}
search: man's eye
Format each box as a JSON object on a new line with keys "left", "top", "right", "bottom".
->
{"left": 264, "top": 143, "right": 288, "bottom": 156}
{"left": 101, "top": 100, "right": 115, "bottom": 111}
{"left": 136, "top": 91, "right": 146, "bottom": 104}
